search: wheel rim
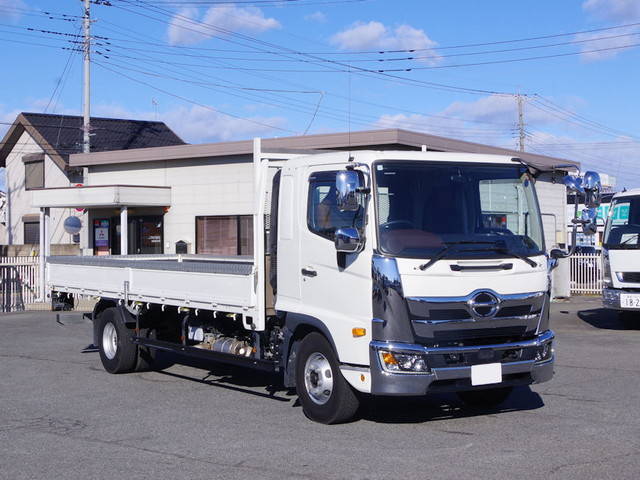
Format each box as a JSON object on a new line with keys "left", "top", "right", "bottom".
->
{"left": 102, "top": 322, "right": 118, "bottom": 360}
{"left": 304, "top": 352, "right": 334, "bottom": 405}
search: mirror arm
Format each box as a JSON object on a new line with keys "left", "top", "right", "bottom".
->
{"left": 553, "top": 195, "right": 580, "bottom": 259}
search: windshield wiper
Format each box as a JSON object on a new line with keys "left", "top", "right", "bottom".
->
{"left": 418, "top": 241, "right": 496, "bottom": 271}
{"left": 418, "top": 240, "right": 537, "bottom": 271}
{"left": 489, "top": 243, "right": 538, "bottom": 268}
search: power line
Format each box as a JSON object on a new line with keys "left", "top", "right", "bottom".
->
{"left": 94, "top": 61, "right": 297, "bottom": 134}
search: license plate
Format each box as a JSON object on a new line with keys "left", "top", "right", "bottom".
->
{"left": 620, "top": 294, "right": 640, "bottom": 309}
{"left": 471, "top": 363, "right": 502, "bottom": 386}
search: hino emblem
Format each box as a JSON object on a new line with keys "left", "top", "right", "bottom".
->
{"left": 468, "top": 291, "right": 500, "bottom": 318}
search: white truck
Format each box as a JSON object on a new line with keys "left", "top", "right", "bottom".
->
{"left": 602, "top": 188, "right": 640, "bottom": 325}
{"left": 46, "top": 144, "right": 601, "bottom": 424}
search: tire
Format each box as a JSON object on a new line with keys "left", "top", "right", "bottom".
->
{"left": 457, "top": 386, "right": 514, "bottom": 407}
{"left": 295, "top": 332, "right": 360, "bottom": 424}
{"left": 97, "top": 307, "right": 138, "bottom": 374}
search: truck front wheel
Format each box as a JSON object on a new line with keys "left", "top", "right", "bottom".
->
{"left": 295, "top": 332, "right": 360, "bottom": 424}
{"left": 457, "top": 386, "right": 513, "bottom": 407}
{"left": 97, "top": 307, "right": 137, "bottom": 374}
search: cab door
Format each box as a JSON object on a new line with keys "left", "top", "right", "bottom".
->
{"left": 297, "top": 167, "right": 372, "bottom": 366}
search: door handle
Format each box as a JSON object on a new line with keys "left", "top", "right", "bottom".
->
{"left": 301, "top": 267, "right": 317, "bottom": 277}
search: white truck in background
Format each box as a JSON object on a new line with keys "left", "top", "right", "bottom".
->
{"left": 602, "top": 188, "right": 640, "bottom": 325}
{"left": 46, "top": 142, "right": 601, "bottom": 424}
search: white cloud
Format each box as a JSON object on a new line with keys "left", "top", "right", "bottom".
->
{"left": 373, "top": 95, "right": 581, "bottom": 148}
{"left": 579, "top": 0, "right": 640, "bottom": 61}
{"left": 582, "top": 0, "right": 640, "bottom": 22}
{"left": 331, "top": 21, "right": 441, "bottom": 65}
{"left": 168, "top": 5, "right": 280, "bottom": 46}
{"left": 440, "top": 94, "right": 559, "bottom": 126}
{"left": 305, "top": 11, "right": 326, "bottom": 23}
{"left": 575, "top": 28, "right": 638, "bottom": 61}
{"left": 0, "top": 0, "right": 25, "bottom": 22}
{"left": 94, "top": 103, "right": 287, "bottom": 143}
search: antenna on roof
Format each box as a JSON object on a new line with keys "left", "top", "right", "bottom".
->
{"left": 152, "top": 98, "right": 159, "bottom": 121}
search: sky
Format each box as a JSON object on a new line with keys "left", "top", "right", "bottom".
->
{"left": 1, "top": 0, "right": 640, "bottom": 191}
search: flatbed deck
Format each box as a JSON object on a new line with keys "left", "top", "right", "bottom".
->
{"left": 47, "top": 254, "right": 257, "bottom": 315}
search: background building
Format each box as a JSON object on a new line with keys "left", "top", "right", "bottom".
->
{"left": 0, "top": 112, "right": 184, "bottom": 252}
{"left": 30, "top": 128, "right": 576, "bottom": 260}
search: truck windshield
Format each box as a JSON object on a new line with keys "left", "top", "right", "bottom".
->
{"left": 374, "top": 161, "right": 545, "bottom": 259}
{"left": 603, "top": 196, "right": 640, "bottom": 249}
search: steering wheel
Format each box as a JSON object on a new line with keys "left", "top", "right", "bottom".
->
{"left": 380, "top": 220, "right": 414, "bottom": 231}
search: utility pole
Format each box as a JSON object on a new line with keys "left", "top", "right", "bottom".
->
{"left": 82, "top": 0, "right": 91, "bottom": 154}
{"left": 517, "top": 94, "right": 525, "bottom": 152}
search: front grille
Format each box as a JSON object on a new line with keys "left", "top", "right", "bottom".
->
{"left": 406, "top": 292, "right": 545, "bottom": 343}
{"left": 496, "top": 305, "right": 533, "bottom": 318}
{"left": 427, "top": 309, "right": 471, "bottom": 321}
{"left": 431, "top": 326, "right": 527, "bottom": 342}
{"left": 622, "top": 272, "right": 640, "bottom": 283}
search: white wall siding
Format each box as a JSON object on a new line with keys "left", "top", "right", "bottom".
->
{"left": 4, "top": 131, "right": 77, "bottom": 245}
{"left": 87, "top": 156, "right": 255, "bottom": 252}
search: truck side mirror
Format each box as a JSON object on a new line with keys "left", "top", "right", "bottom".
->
{"left": 562, "top": 175, "right": 584, "bottom": 194}
{"left": 336, "top": 170, "right": 362, "bottom": 212}
{"left": 583, "top": 171, "right": 602, "bottom": 208}
{"left": 335, "top": 227, "right": 364, "bottom": 253}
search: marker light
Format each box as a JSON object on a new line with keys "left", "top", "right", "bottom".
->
{"left": 352, "top": 327, "right": 367, "bottom": 338}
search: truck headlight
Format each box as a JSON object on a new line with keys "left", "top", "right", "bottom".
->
{"left": 378, "top": 350, "right": 430, "bottom": 374}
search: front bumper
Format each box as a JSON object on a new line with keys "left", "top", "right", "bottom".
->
{"left": 602, "top": 287, "right": 640, "bottom": 310}
{"left": 369, "top": 330, "right": 555, "bottom": 396}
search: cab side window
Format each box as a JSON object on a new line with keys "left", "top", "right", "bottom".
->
{"left": 307, "top": 171, "right": 364, "bottom": 240}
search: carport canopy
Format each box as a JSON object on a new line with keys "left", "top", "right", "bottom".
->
{"left": 31, "top": 185, "right": 171, "bottom": 299}
{"left": 30, "top": 184, "right": 171, "bottom": 209}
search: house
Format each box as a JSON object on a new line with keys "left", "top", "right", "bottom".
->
{"left": 29, "top": 128, "right": 575, "bottom": 261}
{"left": 0, "top": 112, "right": 184, "bottom": 250}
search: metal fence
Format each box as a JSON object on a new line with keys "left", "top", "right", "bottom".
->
{"left": 569, "top": 253, "right": 602, "bottom": 295}
{"left": 0, "top": 256, "right": 40, "bottom": 312}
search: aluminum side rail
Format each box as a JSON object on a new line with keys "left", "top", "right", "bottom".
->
{"left": 46, "top": 255, "right": 257, "bottom": 318}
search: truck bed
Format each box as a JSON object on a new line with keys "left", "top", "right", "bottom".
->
{"left": 47, "top": 255, "right": 256, "bottom": 315}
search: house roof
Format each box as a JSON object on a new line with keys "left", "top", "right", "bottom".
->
{"left": 0, "top": 112, "right": 185, "bottom": 170}
{"left": 68, "top": 128, "right": 578, "bottom": 171}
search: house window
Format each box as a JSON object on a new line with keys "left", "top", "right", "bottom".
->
{"left": 24, "top": 160, "right": 44, "bottom": 190}
{"left": 196, "top": 216, "right": 253, "bottom": 255}
{"left": 24, "top": 222, "right": 40, "bottom": 244}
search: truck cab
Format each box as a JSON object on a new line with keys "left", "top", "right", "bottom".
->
{"left": 602, "top": 189, "right": 640, "bottom": 323}
{"left": 277, "top": 151, "right": 555, "bottom": 418}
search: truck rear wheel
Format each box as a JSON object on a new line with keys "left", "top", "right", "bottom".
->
{"left": 97, "top": 307, "right": 137, "bottom": 374}
{"left": 457, "top": 386, "right": 513, "bottom": 407}
{"left": 295, "top": 332, "right": 360, "bottom": 424}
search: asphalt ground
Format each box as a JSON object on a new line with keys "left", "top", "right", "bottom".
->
{"left": 0, "top": 297, "right": 639, "bottom": 480}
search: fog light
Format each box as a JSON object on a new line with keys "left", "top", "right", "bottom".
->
{"left": 535, "top": 341, "right": 554, "bottom": 362}
{"left": 378, "top": 350, "right": 430, "bottom": 374}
